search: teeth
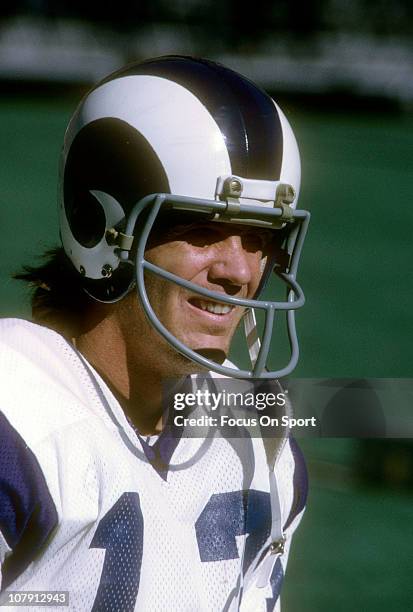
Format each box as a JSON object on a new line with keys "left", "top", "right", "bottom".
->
{"left": 198, "top": 300, "right": 233, "bottom": 315}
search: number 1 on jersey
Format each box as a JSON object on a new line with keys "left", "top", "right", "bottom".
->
{"left": 90, "top": 492, "right": 144, "bottom": 612}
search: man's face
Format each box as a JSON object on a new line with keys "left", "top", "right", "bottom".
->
{"left": 141, "top": 217, "right": 273, "bottom": 366}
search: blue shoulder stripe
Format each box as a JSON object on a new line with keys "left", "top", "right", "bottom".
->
{"left": 0, "top": 412, "right": 58, "bottom": 589}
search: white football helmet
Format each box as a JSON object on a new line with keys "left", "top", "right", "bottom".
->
{"left": 59, "top": 55, "right": 310, "bottom": 378}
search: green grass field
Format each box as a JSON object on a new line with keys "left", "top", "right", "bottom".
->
{"left": 1, "top": 96, "right": 412, "bottom": 609}
{"left": 284, "top": 474, "right": 413, "bottom": 610}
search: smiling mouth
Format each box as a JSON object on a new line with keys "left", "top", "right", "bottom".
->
{"left": 188, "top": 297, "right": 235, "bottom": 315}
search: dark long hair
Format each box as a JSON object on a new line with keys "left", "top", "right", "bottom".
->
{"left": 14, "top": 247, "right": 94, "bottom": 336}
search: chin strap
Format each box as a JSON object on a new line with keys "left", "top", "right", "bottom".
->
{"left": 244, "top": 240, "right": 291, "bottom": 371}
{"left": 244, "top": 308, "right": 261, "bottom": 368}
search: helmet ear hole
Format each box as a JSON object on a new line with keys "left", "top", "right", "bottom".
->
{"left": 66, "top": 191, "right": 106, "bottom": 248}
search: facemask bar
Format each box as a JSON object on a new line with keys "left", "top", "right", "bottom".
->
{"left": 119, "top": 193, "right": 310, "bottom": 379}
{"left": 244, "top": 200, "right": 309, "bottom": 371}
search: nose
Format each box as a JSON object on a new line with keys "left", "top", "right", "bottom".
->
{"left": 207, "top": 235, "right": 253, "bottom": 289}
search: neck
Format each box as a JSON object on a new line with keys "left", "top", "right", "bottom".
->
{"left": 75, "top": 313, "right": 165, "bottom": 435}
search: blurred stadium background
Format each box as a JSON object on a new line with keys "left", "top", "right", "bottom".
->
{"left": 1, "top": 2, "right": 412, "bottom": 610}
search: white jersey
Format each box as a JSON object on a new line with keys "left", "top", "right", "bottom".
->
{"left": 0, "top": 319, "right": 307, "bottom": 611}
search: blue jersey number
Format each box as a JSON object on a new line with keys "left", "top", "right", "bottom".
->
{"left": 90, "top": 492, "right": 144, "bottom": 612}
{"left": 195, "top": 490, "right": 271, "bottom": 571}
{"left": 91, "top": 489, "right": 275, "bottom": 609}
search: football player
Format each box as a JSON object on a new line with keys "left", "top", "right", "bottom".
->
{"left": 0, "top": 56, "right": 309, "bottom": 611}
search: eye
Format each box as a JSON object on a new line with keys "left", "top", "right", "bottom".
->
{"left": 165, "top": 223, "right": 222, "bottom": 247}
{"left": 241, "top": 229, "right": 273, "bottom": 254}
{"left": 187, "top": 225, "right": 222, "bottom": 247}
